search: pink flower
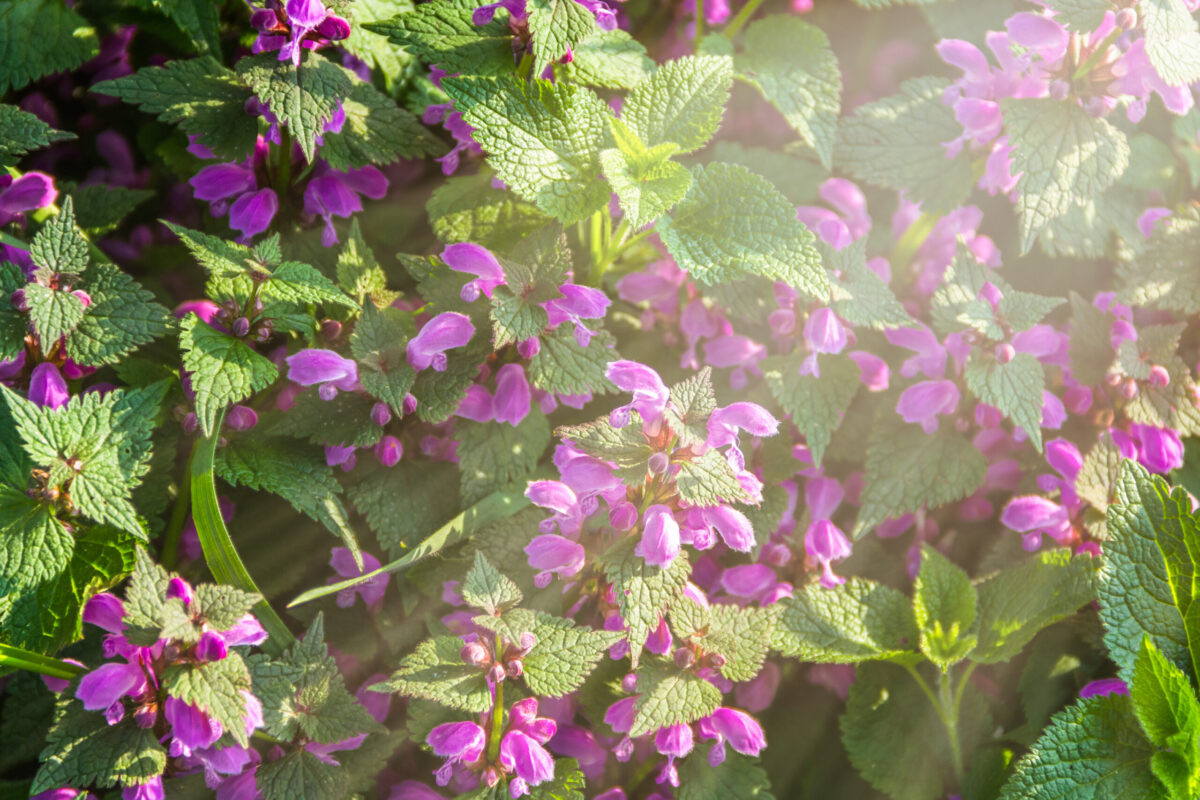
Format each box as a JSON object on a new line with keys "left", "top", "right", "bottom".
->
{"left": 330, "top": 547, "right": 387, "bottom": 609}
{"left": 407, "top": 313, "right": 475, "bottom": 372}
{"left": 896, "top": 380, "right": 960, "bottom": 433}
{"left": 639, "top": 505, "right": 681, "bottom": 567}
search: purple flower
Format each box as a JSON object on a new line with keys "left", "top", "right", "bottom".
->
{"left": 654, "top": 724, "right": 693, "bottom": 787}
{"left": 799, "top": 308, "right": 848, "bottom": 377}
{"left": 442, "top": 242, "right": 506, "bottom": 301}
{"left": 896, "top": 379, "right": 960, "bottom": 433}
{"left": 493, "top": 363, "right": 531, "bottom": 426}
{"left": 1079, "top": 678, "right": 1129, "bottom": 699}
{"left": 286, "top": 349, "right": 360, "bottom": 399}
{"left": 0, "top": 172, "right": 57, "bottom": 225}
{"left": 806, "top": 519, "right": 851, "bottom": 588}
{"left": 885, "top": 324, "right": 947, "bottom": 379}
{"left": 121, "top": 777, "right": 163, "bottom": 800}
{"left": 639, "top": 505, "right": 680, "bottom": 567}
{"left": 251, "top": 0, "right": 350, "bottom": 66}
{"left": 330, "top": 547, "right": 387, "bottom": 609}
{"left": 499, "top": 698, "right": 557, "bottom": 796}
{"left": 706, "top": 402, "right": 780, "bottom": 450}
{"left": 525, "top": 534, "right": 586, "bottom": 587}
{"left": 697, "top": 708, "right": 766, "bottom": 765}
{"left": 526, "top": 480, "right": 584, "bottom": 537}
{"left": 1132, "top": 424, "right": 1184, "bottom": 474}
{"left": 165, "top": 697, "right": 222, "bottom": 757}
{"left": 606, "top": 361, "right": 668, "bottom": 427}
{"left": 189, "top": 154, "right": 279, "bottom": 242}
{"left": 699, "top": 505, "right": 755, "bottom": 553}
{"left": 76, "top": 661, "right": 147, "bottom": 719}
{"left": 303, "top": 165, "right": 388, "bottom": 247}
{"left": 544, "top": 284, "right": 611, "bottom": 347}
{"left": 407, "top": 312, "right": 475, "bottom": 372}
{"left": 29, "top": 362, "right": 69, "bottom": 409}
{"left": 1001, "top": 495, "right": 1070, "bottom": 550}
{"left": 375, "top": 435, "right": 403, "bottom": 467}
{"left": 428, "top": 721, "right": 486, "bottom": 786}
{"left": 229, "top": 189, "right": 279, "bottom": 241}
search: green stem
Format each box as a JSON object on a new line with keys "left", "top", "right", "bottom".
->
{"left": 889, "top": 211, "right": 938, "bottom": 277}
{"left": 938, "top": 671, "right": 965, "bottom": 785}
{"left": 276, "top": 128, "right": 293, "bottom": 195}
{"left": 160, "top": 449, "right": 195, "bottom": 571}
{"left": 487, "top": 669, "right": 505, "bottom": 763}
{"left": 517, "top": 53, "right": 533, "bottom": 80}
{"left": 288, "top": 479, "right": 537, "bottom": 607}
{"left": 588, "top": 209, "right": 605, "bottom": 283}
{"left": 0, "top": 644, "right": 86, "bottom": 680}
{"left": 190, "top": 413, "right": 294, "bottom": 655}
{"left": 723, "top": 0, "right": 767, "bottom": 39}
{"left": 693, "top": 0, "right": 704, "bottom": 51}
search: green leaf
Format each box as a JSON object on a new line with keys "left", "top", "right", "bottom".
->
{"left": 623, "top": 54, "right": 732, "bottom": 153}
{"left": 350, "top": 302, "right": 416, "bottom": 415}
{"left": 972, "top": 549, "right": 1098, "bottom": 664}
{"left": 564, "top": 28, "right": 654, "bottom": 89}
{"left": 1099, "top": 461, "right": 1196, "bottom": 683}
{"left": 523, "top": 612, "right": 623, "bottom": 697}
{"left": 965, "top": 352, "right": 1047, "bottom": 453}
{"left": 487, "top": 231, "right": 570, "bottom": 349}
{"left": 427, "top": 171, "right": 552, "bottom": 252}
{"left": 761, "top": 351, "right": 859, "bottom": 467}
{"left": 836, "top": 76, "right": 974, "bottom": 213}
{"left": 630, "top": 656, "right": 723, "bottom": 737}
{"left": 527, "top": 325, "right": 618, "bottom": 396}
{"left": 999, "top": 694, "right": 1168, "bottom": 800}
{"left": 32, "top": 700, "right": 165, "bottom": 794}
{"left": 600, "top": 119, "right": 692, "bottom": 230}
{"left": 1140, "top": 0, "right": 1200, "bottom": 88}
{"left": 67, "top": 262, "right": 172, "bottom": 367}
{"left": 340, "top": 0, "right": 417, "bottom": 88}
{"left": 1131, "top": 637, "right": 1200, "bottom": 793}
{"left": 676, "top": 754, "right": 776, "bottom": 800}
{"left": 23, "top": 283, "right": 85, "bottom": 347}
{"left": 270, "top": 388, "right": 382, "bottom": 448}
{"left": 443, "top": 75, "right": 611, "bottom": 224}
{"left": 256, "top": 749, "right": 350, "bottom": 800}
{"left": 527, "top": 0, "right": 598, "bottom": 75}
{"left": 454, "top": 414, "right": 551, "bottom": 504}
{"left": 824, "top": 238, "right": 913, "bottom": 330}
{"left": 736, "top": 16, "right": 841, "bottom": 168}
{"left": 362, "top": 0, "right": 516, "bottom": 77}
{"left": 675, "top": 448, "right": 752, "bottom": 507}
{"left": 262, "top": 261, "right": 356, "bottom": 309}
{"left": 1002, "top": 98, "right": 1130, "bottom": 254}
{"left": 121, "top": 547, "right": 172, "bottom": 645}
{"left": 349, "top": 459, "right": 461, "bottom": 559}
{"left": 693, "top": 604, "right": 776, "bottom": 683}
{"left": 0, "top": 262, "right": 25, "bottom": 361}
{"left": 335, "top": 218, "right": 392, "bottom": 303}
{"left": 657, "top": 162, "right": 828, "bottom": 300}
{"left": 1044, "top": 0, "right": 1114, "bottom": 30}
{"left": 320, "top": 80, "right": 445, "bottom": 170}
{"left": 164, "top": 221, "right": 253, "bottom": 280}
{"left": 69, "top": 184, "right": 153, "bottom": 235}
{"left": 461, "top": 551, "right": 522, "bottom": 615}
{"left": 556, "top": 415, "right": 653, "bottom": 484}
{"left": 237, "top": 51, "right": 353, "bottom": 163}
{"left": 1069, "top": 291, "right": 1116, "bottom": 387}
{"left": 375, "top": 635, "right": 492, "bottom": 712}
{"left": 772, "top": 578, "right": 919, "bottom": 663}
{"left": 0, "top": 104, "right": 73, "bottom": 167}
{"left": 913, "top": 545, "right": 978, "bottom": 670}
{"left": 163, "top": 655, "right": 254, "bottom": 746}
{"left": 662, "top": 366, "right": 717, "bottom": 448}
{"left": 602, "top": 537, "right": 690, "bottom": 666}
{"left": 93, "top": 58, "right": 257, "bottom": 162}
{"left": 0, "top": 0, "right": 98, "bottom": 95}
{"left": 30, "top": 196, "right": 89, "bottom": 279}
{"left": 854, "top": 420, "right": 988, "bottom": 537}
{"left": 152, "top": 0, "right": 221, "bottom": 55}
{"left": 180, "top": 314, "right": 279, "bottom": 438}
{"left": 1118, "top": 214, "right": 1200, "bottom": 315}
{"left": 843, "top": 662, "right": 990, "bottom": 800}
{"left": 0, "top": 490, "right": 74, "bottom": 596}
{"left": 215, "top": 435, "right": 360, "bottom": 558}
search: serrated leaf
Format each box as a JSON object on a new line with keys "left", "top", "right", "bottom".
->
{"left": 630, "top": 657, "right": 723, "bottom": 737}
{"left": 854, "top": 420, "right": 988, "bottom": 537}
{"left": 999, "top": 693, "right": 1167, "bottom": 800}
{"left": 163, "top": 655, "right": 253, "bottom": 746}
{"left": 0, "top": 489, "right": 74, "bottom": 596}
{"left": 257, "top": 749, "right": 350, "bottom": 800}
{"left": 0, "top": 104, "right": 73, "bottom": 167}
{"left": 676, "top": 448, "right": 751, "bottom": 507}
{"left": 737, "top": 16, "right": 840, "bottom": 168}
{"left": 215, "top": 435, "right": 360, "bottom": 558}
{"left": 623, "top": 55, "right": 732, "bottom": 154}
{"left": 556, "top": 414, "right": 652, "bottom": 482}
{"left": 564, "top": 28, "right": 654, "bottom": 89}
{"left": 32, "top": 700, "right": 165, "bottom": 794}
{"left": 153, "top": 0, "right": 221, "bottom": 55}
{"left": 602, "top": 537, "right": 690, "bottom": 666}
{"left": 523, "top": 612, "right": 622, "bottom": 697}
{"left": 180, "top": 314, "right": 279, "bottom": 437}
{"left": 487, "top": 234, "right": 569, "bottom": 349}
{"left": 600, "top": 135, "right": 692, "bottom": 229}
{"left": 428, "top": 171, "right": 552, "bottom": 251}
{"left": 663, "top": 366, "right": 717, "bottom": 448}
{"left": 1002, "top": 97, "right": 1130, "bottom": 254}
{"left": 237, "top": 51, "right": 353, "bottom": 163}
{"left": 1140, "top": 0, "right": 1200, "bottom": 88}
{"left": 1044, "top": 0, "right": 1113, "bottom": 30}
{"left": 121, "top": 547, "right": 172, "bottom": 645}
{"left": 461, "top": 551, "right": 522, "bottom": 615}
{"left": 0, "top": 0, "right": 98, "bottom": 95}
{"left": 1068, "top": 290, "right": 1115, "bottom": 386}
{"left": 695, "top": 604, "right": 775, "bottom": 683}
{"left": 1099, "top": 461, "right": 1196, "bottom": 683}
{"left": 761, "top": 352, "right": 859, "bottom": 467}
{"left": 67, "top": 262, "right": 172, "bottom": 367}
{"left": 340, "top": 0, "right": 417, "bottom": 88}
{"left": 823, "top": 238, "right": 912, "bottom": 330}
{"left": 30, "top": 196, "right": 88, "bottom": 278}
{"left": 527, "top": 0, "right": 598, "bottom": 75}
{"left": 271, "top": 384, "right": 382, "bottom": 448}
{"left": 527, "top": 325, "right": 618, "bottom": 396}
{"left": 263, "top": 261, "right": 356, "bottom": 309}
{"left": 658, "top": 162, "right": 828, "bottom": 300}
{"left": 913, "top": 546, "right": 978, "bottom": 670}
{"left": 443, "top": 75, "right": 610, "bottom": 224}
{"left": 836, "top": 76, "right": 973, "bottom": 213}
{"left": 362, "top": 0, "right": 516, "bottom": 77}
{"left": 676, "top": 753, "right": 775, "bottom": 800}
{"left": 193, "top": 583, "right": 260, "bottom": 632}
{"left": 93, "top": 58, "right": 256, "bottom": 162}
{"left": 24, "top": 283, "right": 85, "bottom": 347}
{"left": 335, "top": 218, "right": 391, "bottom": 303}
{"left": 972, "top": 549, "right": 1098, "bottom": 664}
{"left": 350, "top": 302, "right": 416, "bottom": 415}
{"left": 320, "top": 79, "right": 445, "bottom": 170}
{"left": 1131, "top": 637, "right": 1200, "bottom": 785}
{"left": 454, "top": 414, "right": 551, "bottom": 504}
{"left": 1118, "top": 214, "right": 1200, "bottom": 315}
{"left": 69, "top": 184, "right": 153, "bottom": 235}
{"left": 965, "top": 352, "right": 1047, "bottom": 453}
{"left": 377, "top": 635, "right": 492, "bottom": 712}
{"left": 772, "top": 578, "right": 919, "bottom": 662}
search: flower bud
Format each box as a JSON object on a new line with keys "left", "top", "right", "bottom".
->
{"left": 673, "top": 647, "right": 696, "bottom": 669}
{"left": 182, "top": 412, "right": 198, "bottom": 433}
{"left": 133, "top": 703, "right": 158, "bottom": 729}
{"left": 72, "top": 289, "right": 92, "bottom": 308}
{"left": 1104, "top": 371, "right": 1122, "bottom": 387}
{"left": 1115, "top": 7, "right": 1137, "bottom": 29}
{"left": 1149, "top": 365, "right": 1170, "bottom": 387}
{"left": 505, "top": 659, "right": 524, "bottom": 679}
{"left": 648, "top": 451, "right": 670, "bottom": 475}
{"left": 1121, "top": 378, "right": 1139, "bottom": 400}
{"left": 321, "top": 319, "right": 343, "bottom": 341}
{"left": 519, "top": 631, "right": 537, "bottom": 654}
{"left": 460, "top": 641, "right": 490, "bottom": 667}
{"left": 707, "top": 652, "right": 727, "bottom": 668}
{"left": 489, "top": 662, "right": 507, "bottom": 684}
{"left": 371, "top": 402, "right": 392, "bottom": 427}
{"left": 226, "top": 405, "right": 258, "bottom": 431}
{"left": 10, "top": 288, "right": 26, "bottom": 310}
{"left": 482, "top": 767, "right": 501, "bottom": 787}
{"left": 994, "top": 342, "right": 1015, "bottom": 364}
{"left": 166, "top": 577, "right": 195, "bottom": 608}
{"left": 1049, "top": 79, "right": 1070, "bottom": 100}
{"left": 196, "top": 630, "right": 229, "bottom": 662}
{"left": 232, "top": 316, "right": 251, "bottom": 337}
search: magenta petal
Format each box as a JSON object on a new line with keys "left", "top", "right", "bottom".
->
{"left": 701, "top": 505, "right": 754, "bottom": 552}
{"left": 720, "top": 563, "right": 776, "bottom": 598}
{"left": 228, "top": 188, "right": 278, "bottom": 239}
{"left": 286, "top": 0, "right": 327, "bottom": 26}
{"left": 76, "top": 662, "right": 144, "bottom": 712}
{"left": 83, "top": 593, "right": 126, "bottom": 633}
{"left": 342, "top": 165, "right": 388, "bottom": 199}
{"left": 0, "top": 172, "right": 57, "bottom": 215}
{"left": 499, "top": 729, "right": 555, "bottom": 786}
{"left": 286, "top": 349, "right": 358, "bottom": 388}
{"left": 805, "top": 476, "right": 844, "bottom": 521}
{"left": 525, "top": 534, "right": 585, "bottom": 576}
{"left": 1001, "top": 495, "right": 1066, "bottom": 532}
{"left": 406, "top": 312, "right": 474, "bottom": 371}
{"left": 190, "top": 164, "right": 256, "bottom": 203}
{"left": 455, "top": 385, "right": 495, "bottom": 422}
{"left": 165, "top": 697, "right": 223, "bottom": 753}
{"left": 28, "top": 362, "right": 69, "bottom": 409}
{"left": 428, "top": 721, "right": 486, "bottom": 762}
{"left": 896, "top": 380, "right": 960, "bottom": 430}
{"left": 707, "top": 708, "right": 766, "bottom": 756}
{"left": 525, "top": 480, "right": 578, "bottom": 515}
{"left": 492, "top": 363, "right": 531, "bottom": 426}
{"left": 640, "top": 505, "right": 680, "bottom": 567}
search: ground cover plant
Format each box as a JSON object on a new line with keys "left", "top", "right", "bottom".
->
{"left": 3, "top": 0, "right": 1200, "bottom": 798}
